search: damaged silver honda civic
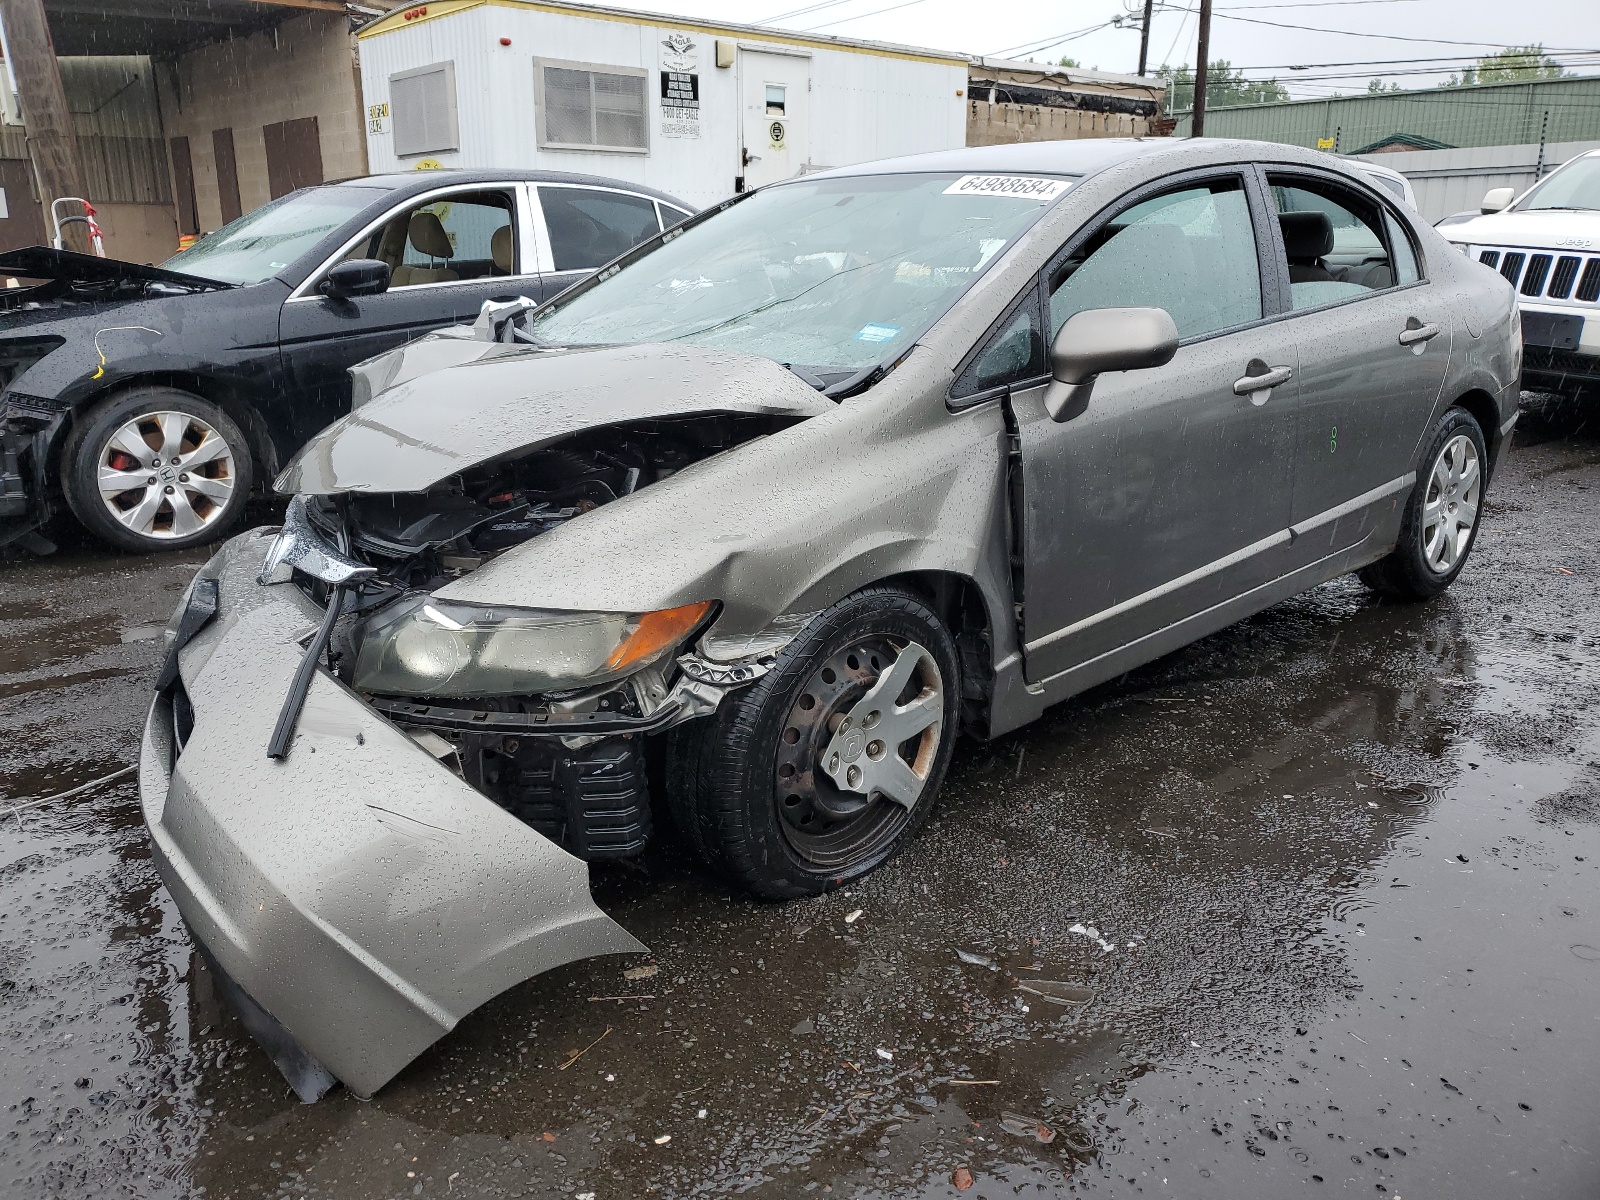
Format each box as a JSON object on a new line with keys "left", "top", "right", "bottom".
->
{"left": 140, "top": 138, "right": 1520, "bottom": 1101}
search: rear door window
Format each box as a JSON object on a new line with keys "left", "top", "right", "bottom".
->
{"left": 1269, "top": 176, "right": 1397, "bottom": 309}
{"left": 538, "top": 187, "right": 661, "bottom": 271}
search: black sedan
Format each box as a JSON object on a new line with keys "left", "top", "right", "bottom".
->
{"left": 0, "top": 169, "right": 692, "bottom": 554}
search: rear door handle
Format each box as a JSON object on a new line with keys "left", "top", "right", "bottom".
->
{"left": 1233, "top": 363, "right": 1293, "bottom": 403}
{"left": 1398, "top": 322, "right": 1441, "bottom": 346}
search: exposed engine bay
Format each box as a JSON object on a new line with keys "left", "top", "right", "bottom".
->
{"left": 295, "top": 414, "right": 792, "bottom": 861}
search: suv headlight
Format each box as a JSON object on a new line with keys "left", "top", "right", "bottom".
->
{"left": 352, "top": 595, "right": 713, "bottom": 698}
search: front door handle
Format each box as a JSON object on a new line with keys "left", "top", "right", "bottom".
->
{"left": 1233, "top": 362, "right": 1293, "bottom": 404}
{"left": 1398, "top": 321, "right": 1441, "bottom": 347}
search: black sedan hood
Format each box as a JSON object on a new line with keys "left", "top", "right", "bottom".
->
{"left": 0, "top": 246, "right": 231, "bottom": 294}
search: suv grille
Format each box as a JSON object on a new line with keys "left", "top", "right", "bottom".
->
{"left": 1479, "top": 247, "right": 1600, "bottom": 303}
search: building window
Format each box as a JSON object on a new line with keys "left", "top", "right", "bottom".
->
{"left": 536, "top": 59, "right": 648, "bottom": 153}
{"left": 391, "top": 62, "right": 459, "bottom": 157}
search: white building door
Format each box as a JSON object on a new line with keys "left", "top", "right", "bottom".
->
{"left": 740, "top": 50, "right": 810, "bottom": 189}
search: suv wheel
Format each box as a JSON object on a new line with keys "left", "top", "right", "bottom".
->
{"left": 62, "top": 387, "right": 253, "bottom": 553}
{"left": 1360, "top": 406, "right": 1487, "bottom": 600}
{"left": 667, "top": 586, "right": 960, "bottom": 900}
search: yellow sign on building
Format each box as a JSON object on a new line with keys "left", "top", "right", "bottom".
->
{"left": 1316, "top": 136, "right": 1336, "bottom": 150}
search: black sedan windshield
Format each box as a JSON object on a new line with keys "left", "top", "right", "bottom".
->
{"left": 162, "top": 185, "right": 388, "bottom": 285}
{"left": 528, "top": 172, "right": 1072, "bottom": 374}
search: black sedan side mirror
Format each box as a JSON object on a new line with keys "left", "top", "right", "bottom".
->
{"left": 318, "top": 258, "right": 391, "bottom": 300}
{"left": 1043, "top": 306, "right": 1180, "bottom": 421}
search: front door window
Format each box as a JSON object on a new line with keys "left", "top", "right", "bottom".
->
{"left": 341, "top": 190, "right": 517, "bottom": 287}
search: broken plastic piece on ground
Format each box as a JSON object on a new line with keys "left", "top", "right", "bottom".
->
{"left": 844, "top": 908, "right": 863, "bottom": 923}
{"left": 875, "top": 1047, "right": 893, "bottom": 1061}
{"left": 624, "top": 963, "right": 659, "bottom": 980}
{"left": 999, "top": 1111, "right": 1057, "bottom": 1144}
{"left": 1067, "top": 922, "right": 1117, "bottom": 952}
{"left": 1016, "top": 979, "right": 1093, "bottom": 1006}
{"left": 654, "top": 1134, "right": 671, "bottom": 1145}
{"left": 955, "top": 949, "right": 1000, "bottom": 970}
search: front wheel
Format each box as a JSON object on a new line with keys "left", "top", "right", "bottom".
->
{"left": 666, "top": 586, "right": 961, "bottom": 900}
{"left": 62, "top": 387, "right": 253, "bottom": 553}
{"left": 1359, "top": 406, "right": 1487, "bottom": 600}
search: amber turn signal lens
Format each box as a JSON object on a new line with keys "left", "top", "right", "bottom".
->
{"left": 604, "top": 601, "right": 714, "bottom": 672}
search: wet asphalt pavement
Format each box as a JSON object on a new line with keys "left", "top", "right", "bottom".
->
{"left": 2, "top": 400, "right": 1598, "bottom": 1200}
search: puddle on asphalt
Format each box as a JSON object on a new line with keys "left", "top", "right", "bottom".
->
{"left": 1, "top": 466, "right": 1597, "bottom": 1198}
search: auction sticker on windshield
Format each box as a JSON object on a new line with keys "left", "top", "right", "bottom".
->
{"left": 943, "top": 175, "right": 1072, "bottom": 202}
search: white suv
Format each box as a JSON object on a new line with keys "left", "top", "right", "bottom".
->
{"left": 1439, "top": 148, "right": 1600, "bottom": 400}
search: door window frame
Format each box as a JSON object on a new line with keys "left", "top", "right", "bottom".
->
{"left": 526, "top": 181, "right": 667, "bottom": 279}
{"left": 1252, "top": 163, "right": 1430, "bottom": 321}
{"left": 1040, "top": 166, "right": 1287, "bottom": 345}
{"left": 947, "top": 279, "right": 1049, "bottom": 410}
{"left": 288, "top": 182, "right": 532, "bottom": 302}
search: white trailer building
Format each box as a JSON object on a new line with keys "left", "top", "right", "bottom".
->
{"left": 355, "top": 0, "right": 970, "bottom": 209}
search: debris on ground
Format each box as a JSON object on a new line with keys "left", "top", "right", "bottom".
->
{"left": 1067, "top": 922, "right": 1117, "bottom": 953}
{"left": 1057, "top": 1123, "right": 1097, "bottom": 1153}
{"left": 946, "top": 1078, "right": 999, "bottom": 1086}
{"left": 557, "top": 1027, "right": 611, "bottom": 1070}
{"left": 844, "top": 909, "right": 863, "bottom": 924}
{"left": 999, "top": 1111, "right": 1057, "bottom": 1144}
{"left": 955, "top": 949, "right": 1000, "bottom": 970}
{"left": 951, "top": 1166, "right": 974, "bottom": 1190}
{"left": 790, "top": 1018, "right": 816, "bottom": 1035}
{"left": 1016, "top": 979, "right": 1092, "bottom": 1006}
{"left": 654, "top": 1134, "right": 671, "bottom": 1145}
{"left": 875, "top": 1047, "right": 893, "bottom": 1061}
{"left": 624, "top": 963, "right": 659, "bottom": 981}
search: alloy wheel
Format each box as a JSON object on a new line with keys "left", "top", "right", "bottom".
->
{"left": 773, "top": 637, "right": 944, "bottom": 869}
{"left": 1421, "top": 432, "right": 1480, "bottom": 574}
{"left": 96, "top": 410, "right": 238, "bottom": 540}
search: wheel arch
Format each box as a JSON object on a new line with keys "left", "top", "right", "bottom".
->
{"left": 1449, "top": 387, "right": 1502, "bottom": 466}
{"left": 52, "top": 372, "right": 281, "bottom": 497}
{"left": 870, "top": 569, "right": 997, "bottom": 738}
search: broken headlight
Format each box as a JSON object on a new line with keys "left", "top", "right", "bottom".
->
{"left": 352, "top": 594, "right": 712, "bottom": 698}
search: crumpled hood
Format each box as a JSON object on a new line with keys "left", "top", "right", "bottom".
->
{"left": 277, "top": 341, "right": 834, "bottom": 495}
{"left": 1440, "top": 209, "right": 1600, "bottom": 253}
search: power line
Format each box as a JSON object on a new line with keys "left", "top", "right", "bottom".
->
{"left": 801, "top": 0, "right": 930, "bottom": 29}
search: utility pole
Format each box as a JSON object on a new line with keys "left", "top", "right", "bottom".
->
{"left": 1136, "top": 0, "right": 1155, "bottom": 77}
{"left": 0, "top": 0, "right": 89, "bottom": 251}
{"left": 1191, "top": 0, "right": 1213, "bottom": 137}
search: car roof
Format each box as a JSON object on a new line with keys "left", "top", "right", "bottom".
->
{"left": 326, "top": 168, "right": 693, "bottom": 209}
{"left": 804, "top": 138, "right": 1181, "bottom": 181}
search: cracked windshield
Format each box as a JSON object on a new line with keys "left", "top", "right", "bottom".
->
{"left": 529, "top": 174, "right": 1068, "bottom": 375}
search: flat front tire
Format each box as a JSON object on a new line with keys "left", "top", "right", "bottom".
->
{"left": 62, "top": 387, "right": 253, "bottom": 553}
{"left": 1360, "top": 405, "right": 1487, "bottom": 600}
{"left": 667, "top": 586, "right": 961, "bottom": 900}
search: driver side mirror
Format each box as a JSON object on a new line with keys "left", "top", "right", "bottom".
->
{"left": 1043, "top": 306, "right": 1180, "bottom": 422}
{"left": 1480, "top": 187, "right": 1515, "bottom": 215}
{"left": 318, "top": 258, "right": 391, "bottom": 300}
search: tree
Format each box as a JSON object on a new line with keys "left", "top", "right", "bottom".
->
{"left": 1442, "top": 44, "right": 1567, "bottom": 87}
{"left": 1158, "top": 60, "right": 1290, "bottom": 110}
{"left": 1058, "top": 57, "right": 1081, "bottom": 68}
{"left": 1367, "top": 78, "right": 1401, "bottom": 93}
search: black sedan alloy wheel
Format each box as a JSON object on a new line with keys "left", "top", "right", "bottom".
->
{"left": 667, "top": 586, "right": 960, "bottom": 899}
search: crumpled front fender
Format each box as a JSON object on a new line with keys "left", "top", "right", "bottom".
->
{"left": 140, "top": 534, "right": 646, "bottom": 1099}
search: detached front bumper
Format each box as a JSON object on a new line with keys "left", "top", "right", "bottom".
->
{"left": 139, "top": 532, "right": 646, "bottom": 1100}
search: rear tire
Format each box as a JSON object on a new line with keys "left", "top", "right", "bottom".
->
{"left": 1359, "top": 406, "right": 1486, "bottom": 600}
{"left": 62, "top": 387, "right": 253, "bottom": 554}
{"left": 666, "top": 586, "right": 960, "bottom": 900}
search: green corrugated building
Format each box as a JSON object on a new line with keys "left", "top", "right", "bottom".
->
{"left": 1172, "top": 75, "right": 1600, "bottom": 153}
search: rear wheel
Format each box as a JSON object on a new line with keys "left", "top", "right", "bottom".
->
{"left": 666, "top": 586, "right": 960, "bottom": 900}
{"left": 1359, "top": 406, "right": 1486, "bottom": 600}
{"left": 62, "top": 388, "right": 253, "bottom": 553}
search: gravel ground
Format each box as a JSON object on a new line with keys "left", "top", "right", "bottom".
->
{"left": 1, "top": 399, "right": 1596, "bottom": 1200}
